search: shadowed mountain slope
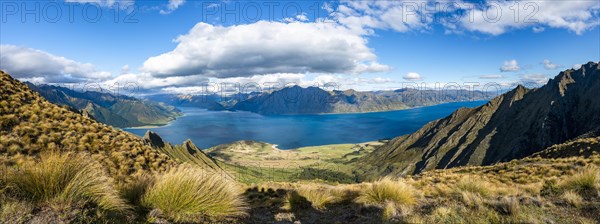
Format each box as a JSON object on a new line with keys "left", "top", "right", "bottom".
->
{"left": 26, "top": 83, "right": 181, "bottom": 128}
{"left": 355, "top": 62, "right": 600, "bottom": 179}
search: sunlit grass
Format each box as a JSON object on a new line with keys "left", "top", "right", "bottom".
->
{"left": 559, "top": 165, "right": 599, "bottom": 196}
{"left": 3, "top": 152, "right": 129, "bottom": 212}
{"left": 355, "top": 177, "right": 418, "bottom": 206}
{"left": 142, "top": 165, "right": 247, "bottom": 222}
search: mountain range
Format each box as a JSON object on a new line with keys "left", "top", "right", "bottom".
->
{"left": 150, "top": 86, "right": 496, "bottom": 115}
{"left": 26, "top": 83, "right": 182, "bottom": 128}
{"left": 354, "top": 61, "right": 600, "bottom": 179}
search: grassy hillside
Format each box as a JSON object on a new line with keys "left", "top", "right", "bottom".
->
{"left": 0, "top": 71, "right": 247, "bottom": 223}
{"left": 0, "top": 71, "right": 175, "bottom": 179}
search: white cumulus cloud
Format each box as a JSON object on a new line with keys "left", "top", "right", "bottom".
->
{"left": 160, "top": 0, "right": 186, "bottom": 14}
{"left": 0, "top": 45, "right": 112, "bottom": 83}
{"left": 519, "top": 74, "right": 550, "bottom": 86}
{"left": 141, "top": 21, "right": 390, "bottom": 79}
{"left": 329, "top": 0, "right": 600, "bottom": 36}
{"left": 479, "top": 74, "right": 504, "bottom": 79}
{"left": 500, "top": 60, "right": 520, "bottom": 72}
{"left": 453, "top": 0, "right": 600, "bottom": 35}
{"left": 542, "top": 59, "right": 559, "bottom": 70}
{"left": 403, "top": 72, "right": 422, "bottom": 81}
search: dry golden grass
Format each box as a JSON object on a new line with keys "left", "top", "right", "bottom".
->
{"left": 2, "top": 152, "right": 129, "bottom": 212}
{"left": 453, "top": 176, "right": 492, "bottom": 197}
{"left": 559, "top": 165, "right": 599, "bottom": 196}
{"left": 355, "top": 177, "right": 419, "bottom": 206}
{"left": 561, "top": 191, "right": 583, "bottom": 207}
{"left": 295, "top": 185, "right": 337, "bottom": 210}
{"left": 142, "top": 165, "right": 247, "bottom": 222}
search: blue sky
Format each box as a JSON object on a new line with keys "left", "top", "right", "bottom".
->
{"left": 1, "top": 0, "right": 599, "bottom": 94}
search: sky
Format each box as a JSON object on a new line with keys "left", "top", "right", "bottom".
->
{"left": 1, "top": 0, "right": 599, "bottom": 96}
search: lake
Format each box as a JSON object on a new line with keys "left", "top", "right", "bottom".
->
{"left": 125, "top": 101, "right": 488, "bottom": 149}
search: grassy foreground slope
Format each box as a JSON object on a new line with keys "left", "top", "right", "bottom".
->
{"left": 241, "top": 138, "right": 600, "bottom": 223}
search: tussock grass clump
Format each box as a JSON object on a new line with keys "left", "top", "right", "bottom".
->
{"left": 3, "top": 152, "right": 129, "bottom": 212}
{"left": 142, "top": 165, "right": 247, "bottom": 222}
{"left": 283, "top": 191, "right": 312, "bottom": 211}
{"left": 561, "top": 191, "right": 583, "bottom": 207}
{"left": 382, "top": 201, "right": 415, "bottom": 222}
{"left": 296, "top": 186, "right": 336, "bottom": 210}
{"left": 491, "top": 197, "right": 520, "bottom": 216}
{"left": 559, "top": 165, "right": 599, "bottom": 196}
{"left": 426, "top": 206, "right": 464, "bottom": 223}
{"left": 355, "top": 177, "right": 418, "bottom": 206}
{"left": 454, "top": 176, "right": 491, "bottom": 197}
{"left": 459, "top": 192, "right": 485, "bottom": 209}
{"left": 118, "top": 174, "right": 154, "bottom": 205}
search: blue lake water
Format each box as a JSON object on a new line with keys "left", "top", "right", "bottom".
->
{"left": 125, "top": 101, "right": 487, "bottom": 149}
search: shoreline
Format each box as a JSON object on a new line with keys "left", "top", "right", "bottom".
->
{"left": 123, "top": 115, "right": 183, "bottom": 129}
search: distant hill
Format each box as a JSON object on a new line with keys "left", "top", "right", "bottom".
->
{"left": 26, "top": 83, "right": 182, "bottom": 128}
{"left": 147, "top": 92, "right": 261, "bottom": 111}
{"left": 354, "top": 61, "right": 600, "bottom": 179}
{"left": 232, "top": 86, "right": 496, "bottom": 115}
{"left": 149, "top": 86, "right": 495, "bottom": 115}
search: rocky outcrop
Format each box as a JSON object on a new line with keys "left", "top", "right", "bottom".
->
{"left": 144, "top": 131, "right": 223, "bottom": 172}
{"left": 143, "top": 131, "right": 166, "bottom": 148}
{"left": 355, "top": 62, "right": 600, "bottom": 179}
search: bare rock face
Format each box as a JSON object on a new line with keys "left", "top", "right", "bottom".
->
{"left": 143, "top": 131, "right": 166, "bottom": 148}
{"left": 355, "top": 62, "right": 600, "bottom": 179}
{"left": 143, "top": 131, "right": 223, "bottom": 172}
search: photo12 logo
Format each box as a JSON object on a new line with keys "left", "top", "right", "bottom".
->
{"left": 1, "top": 1, "right": 138, "bottom": 23}
{"left": 194, "top": 1, "right": 540, "bottom": 25}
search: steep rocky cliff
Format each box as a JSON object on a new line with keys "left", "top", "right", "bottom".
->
{"left": 355, "top": 62, "right": 600, "bottom": 179}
